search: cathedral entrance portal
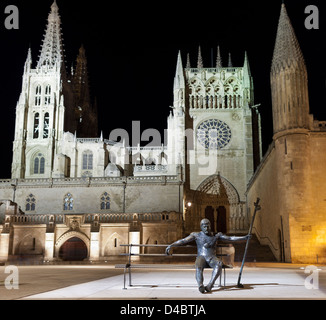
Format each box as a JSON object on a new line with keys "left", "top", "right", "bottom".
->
{"left": 59, "top": 237, "right": 87, "bottom": 261}
{"left": 204, "top": 206, "right": 227, "bottom": 234}
{"left": 192, "top": 174, "right": 246, "bottom": 234}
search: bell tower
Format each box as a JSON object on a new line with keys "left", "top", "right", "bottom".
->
{"left": 11, "top": 1, "right": 74, "bottom": 179}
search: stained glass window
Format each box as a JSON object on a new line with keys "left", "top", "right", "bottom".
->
{"left": 34, "top": 153, "right": 45, "bottom": 174}
{"left": 197, "top": 119, "right": 232, "bottom": 150}
{"left": 26, "top": 194, "right": 36, "bottom": 211}
{"left": 63, "top": 193, "right": 74, "bottom": 211}
{"left": 100, "top": 192, "right": 110, "bottom": 210}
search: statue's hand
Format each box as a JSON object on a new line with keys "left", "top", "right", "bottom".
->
{"left": 166, "top": 246, "right": 172, "bottom": 256}
{"left": 246, "top": 234, "right": 252, "bottom": 240}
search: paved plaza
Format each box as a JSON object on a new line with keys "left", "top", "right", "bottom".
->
{"left": 0, "top": 263, "right": 325, "bottom": 300}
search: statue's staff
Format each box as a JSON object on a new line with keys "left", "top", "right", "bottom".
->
{"left": 237, "top": 198, "right": 261, "bottom": 288}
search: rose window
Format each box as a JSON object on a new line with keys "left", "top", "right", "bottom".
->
{"left": 197, "top": 119, "right": 232, "bottom": 150}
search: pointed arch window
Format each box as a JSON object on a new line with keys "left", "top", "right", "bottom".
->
{"left": 26, "top": 194, "right": 36, "bottom": 212}
{"left": 82, "top": 150, "right": 93, "bottom": 170}
{"left": 63, "top": 193, "right": 74, "bottom": 211}
{"left": 43, "top": 113, "right": 50, "bottom": 138}
{"left": 33, "top": 113, "right": 40, "bottom": 139}
{"left": 35, "top": 85, "right": 41, "bottom": 106}
{"left": 45, "top": 85, "right": 51, "bottom": 105}
{"left": 100, "top": 192, "right": 110, "bottom": 210}
{"left": 34, "top": 153, "right": 45, "bottom": 174}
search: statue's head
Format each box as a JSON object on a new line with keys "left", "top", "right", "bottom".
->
{"left": 200, "top": 219, "right": 211, "bottom": 235}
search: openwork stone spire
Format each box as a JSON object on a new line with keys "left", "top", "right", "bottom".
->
{"left": 37, "top": 1, "right": 64, "bottom": 69}
{"left": 73, "top": 45, "right": 90, "bottom": 107}
{"left": 216, "top": 46, "right": 222, "bottom": 69}
{"left": 228, "top": 52, "right": 233, "bottom": 68}
{"left": 197, "top": 46, "right": 203, "bottom": 69}
{"left": 271, "top": 3, "right": 306, "bottom": 74}
{"left": 174, "top": 51, "right": 185, "bottom": 90}
{"left": 186, "top": 53, "right": 191, "bottom": 69}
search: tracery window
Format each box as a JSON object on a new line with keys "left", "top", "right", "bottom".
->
{"left": 82, "top": 151, "right": 93, "bottom": 170}
{"left": 26, "top": 194, "right": 36, "bottom": 212}
{"left": 35, "top": 85, "right": 41, "bottom": 106}
{"left": 197, "top": 119, "right": 232, "bottom": 150}
{"left": 100, "top": 192, "right": 110, "bottom": 210}
{"left": 63, "top": 193, "right": 74, "bottom": 211}
{"left": 43, "top": 112, "right": 50, "bottom": 138}
{"left": 33, "top": 113, "right": 40, "bottom": 139}
{"left": 34, "top": 153, "right": 45, "bottom": 174}
{"left": 44, "top": 85, "right": 51, "bottom": 105}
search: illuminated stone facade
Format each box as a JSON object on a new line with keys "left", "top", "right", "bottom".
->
{"left": 0, "top": 1, "right": 259, "bottom": 262}
{"left": 2, "top": 2, "right": 323, "bottom": 265}
{"left": 247, "top": 4, "right": 326, "bottom": 264}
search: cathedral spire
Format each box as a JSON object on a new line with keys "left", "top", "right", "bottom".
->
{"left": 173, "top": 51, "right": 185, "bottom": 109}
{"left": 243, "top": 51, "right": 251, "bottom": 86}
{"left": 197, "top": 46, "right": 203, "bottom": 69}
{"left": 243, "top": 51, "right": 254, "bottom": 105}
{"left": 186, "top": 53, "right": 191, "bottom": 69}
{"left": 216, "top": 46, "right": 222, "bottom": 69}
{"left": 37, "top": 1, "right": 64, "bottom": 69}
{"left": 73, "top": 45, "right": 97, "bottom": 137}
{"left": 24, "top": 47, "right": 32, "bottom": 73}
{"left": 73, "top": 44, "right": 90, "bottom": 107}
{"left": 174, "top": 51, "right": 185, "bottom": 90}
{"left": 228, "top": 52, "right": 233, "bottom": 68}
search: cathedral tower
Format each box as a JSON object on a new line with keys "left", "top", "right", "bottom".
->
{"left": 72, "top": 45, "right": 98, "bottom": 138}
{"left": 11, "top": 1, "right": 75, "bottom": 179}
{"left": 271, "top": 3, "right": 311, "bottom": 135}
{"left": 167, "top": 51, "right": 186, "bottom": 175}
{"left": 179, "top": 46, "right": 260, "bottom": 234}
{"left": 270, "top": 3, "right": 314, "bottom": 262}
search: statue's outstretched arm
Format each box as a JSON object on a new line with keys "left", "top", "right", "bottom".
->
{"left": 166, "top": 233, "right": 196, "bottom": 255}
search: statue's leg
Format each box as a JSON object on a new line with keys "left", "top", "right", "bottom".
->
{"left": 195, "top": 256, "right": 206, "bottom": 293}
{"left": 205, "top": 258, "right": 223, "bottom": 292}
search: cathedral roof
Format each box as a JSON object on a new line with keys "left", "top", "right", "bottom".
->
{"left": 271, "top": 4, "right": 306, "bottom": 74}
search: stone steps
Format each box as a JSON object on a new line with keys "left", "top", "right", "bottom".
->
{"left": 232, "top": 234, "right": 277, "bottom": 262}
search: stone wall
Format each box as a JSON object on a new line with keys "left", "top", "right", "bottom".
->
{"left": 247, "top": 131, "right": 326, "bottom": 264}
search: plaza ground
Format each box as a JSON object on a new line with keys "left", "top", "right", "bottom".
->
{"left": 0, "top": 263, "right": 325, "bottom": 300}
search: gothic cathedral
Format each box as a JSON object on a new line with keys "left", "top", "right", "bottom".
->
{"left": 0, "top": 2, "right": 324, "bottom": 264}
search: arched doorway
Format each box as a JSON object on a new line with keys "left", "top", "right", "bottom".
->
{"left": 216, "top": 206, "right": 227, "bottom": 233}
{"left": 192, "top": 174, "right": 245, "bottom": 233}
{"left": 205, "top": 206, "right": 215, "bottom": 233}
{"left": 59, "top": 237, "right": 87, "bottom": 261}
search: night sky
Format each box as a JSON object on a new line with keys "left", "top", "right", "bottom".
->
{"left": 0, "top": 0, "right": 326, "bottom": 179}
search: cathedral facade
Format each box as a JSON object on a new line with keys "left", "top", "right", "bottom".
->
{"left": 0, "top": 2, "right": 323, "bottom": 264}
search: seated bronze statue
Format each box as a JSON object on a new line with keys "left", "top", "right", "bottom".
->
{"left": 166, "top": 218, "right": 250, "bottom": 293}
